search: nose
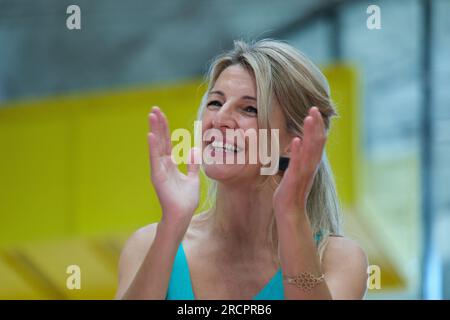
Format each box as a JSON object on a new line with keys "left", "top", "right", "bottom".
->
{"left": 212, "top": 103, "right": 236, "bottom": 131}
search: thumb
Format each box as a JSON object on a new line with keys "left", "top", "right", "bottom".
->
{"left": 187, "top": 147, "right": 201, "bottom": 176}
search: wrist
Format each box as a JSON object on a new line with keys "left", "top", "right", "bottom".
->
{"left": 275, "top": 209, "right": 312, "bottom": 244}
{"left": 274, "top": 207, "right": 308, "bottom": 223}
{"left": 158, "top": 216, "right": 190, "bottom": 241}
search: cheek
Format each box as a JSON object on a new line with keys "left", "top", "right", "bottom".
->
{"left": 238, "top": 116, "right": 259, "bottom": 133}
{"left": 201, "top": 112, "right": 213, "bottom": 132}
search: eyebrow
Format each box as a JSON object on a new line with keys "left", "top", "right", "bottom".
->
{"left": 209, "top": 90, "right": 256, "bottom": 101}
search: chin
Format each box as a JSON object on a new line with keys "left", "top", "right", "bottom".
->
{"left": 202, "top": 163, "right": 263, "bottom": 186}
{"left": 202, "top": 163, "right": 245, "bottom": 181}
{"left": 201, "top": 143, "right": 260, "bottom": 182}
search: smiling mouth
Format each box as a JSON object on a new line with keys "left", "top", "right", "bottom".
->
{"left": 208, "top": 141, "right": 242, "bottom": 153}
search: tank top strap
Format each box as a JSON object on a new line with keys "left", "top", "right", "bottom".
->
{"left": 165, "top": 244, "right": 195, "bottom": 300}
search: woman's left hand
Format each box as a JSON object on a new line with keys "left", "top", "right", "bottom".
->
{"left": 272, "top": 107, "right": 327, "bottom": 218}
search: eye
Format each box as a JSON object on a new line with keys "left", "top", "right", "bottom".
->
{"left": 207, "top": 100, "right": 222, "bottom": 107}
{"left": 244, "top": 106, "right": 258, "bottom": 114}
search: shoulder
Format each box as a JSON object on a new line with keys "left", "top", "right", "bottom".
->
{"left": 115, "top": 213, "right": 211, "bottom": 299}
{"left": 323, "top": 236, "right": 367, "bottom": 263}
{"left": 125, "top": 223, "right": 159, "bottom": 248}
{"left": 121, "top": 223, "right": 158, "bottom": 255}
{"left": 119, "top": 212, "right": 209, "bottom": 265}
{"left": 115, "top": 222, "right": 159, "bottom": 299}
{"left": 119, "top": 223, "right": 159, "bottom": 269}
{"left": 322, "top": 236, "right": 369, "bottom": 299}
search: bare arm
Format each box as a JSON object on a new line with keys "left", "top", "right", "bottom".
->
{"left": 276, "top": 213, "right": 368, "bottom": 299}
{"left": 115, "top": 106, "right": 200, "bottom": 299}
{"left": 115, "top": 221, "right": 188, "bottom": 299}
{"left": 273, "top": 107, "right": 368, "bottom": 299}
{"left": 322, "top": 235, "right": 368, "bottom": 299}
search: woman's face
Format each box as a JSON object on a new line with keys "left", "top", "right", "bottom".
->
{"left": 201, "top": 64, "right": 292, "bottom": 185}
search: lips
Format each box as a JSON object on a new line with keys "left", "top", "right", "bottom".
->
{"left": 205, "top": 136, "right": 243, "bottom": 154}
{"left": 209, "top": 141, "right": 241, "bottom": 153}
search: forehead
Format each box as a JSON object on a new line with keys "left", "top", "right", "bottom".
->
{"left": 212, "top": 65, "right": 256, "bottom": 95}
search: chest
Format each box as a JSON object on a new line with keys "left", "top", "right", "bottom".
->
{"left": 184, "top": 246, "right": 279, "bottom": 299}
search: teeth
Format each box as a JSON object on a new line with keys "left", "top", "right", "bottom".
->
{"left": 211, "top": 141, "right": 240, "bottom": 152}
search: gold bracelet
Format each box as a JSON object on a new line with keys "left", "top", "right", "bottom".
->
{"left": 282, "top": 272, "right": 325, "bottom": 292}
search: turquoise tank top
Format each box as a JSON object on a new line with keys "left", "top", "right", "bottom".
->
{"left": 166, "top": 231, "right": 323, "bottom": 300}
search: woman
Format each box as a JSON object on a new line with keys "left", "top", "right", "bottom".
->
{"left": 116, "top": 39, "right": 368, "bottom": 300}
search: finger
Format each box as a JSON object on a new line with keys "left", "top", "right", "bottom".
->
{"left": 302, "top": 113, "right": 324, "bottom": 172}
{"left": 286, "top": 137, "right": 302, "bottom": 173}
{"left": 297, "top": 115, "right": 316, "bottom": 171}
{"left": 148, "top": 109, "right": 153, "bottom": 131}
{"left": 147, "top": 132, "right": 161, "bottom": 173}
{"left": 153, "top": 106, "right": 170, "bottom": 156}
{"left": 276, "top": 138, "right": 303, "bottom": 205}
{"left": 281, "top": 137, "right": 302, "bottom": 189}
{"left": 187, "top": 147, "right": 200, "bottom": 177}
{"left": 149, "top": 107, "right": 164, "bottom": 155}
{"left": 149, "top": 111, "right": 158, "bottom": 136}
{"left": 149, "top": 112, "right": 161, "bottom": 156}
{"left": 310, "top": 107, "right": 326, "bottom": 140}
{"left": 148, "top": 108, "right": 157, "bottom": 136}
{"left": 156, "top": 108, "right": 172, "bottom": 156}
{"left": 310, "top": 107, "right": 327, "bottom": 157}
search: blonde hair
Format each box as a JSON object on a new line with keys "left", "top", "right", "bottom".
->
{"left": 197, "top": 39, "right": 342, "bottom": 261}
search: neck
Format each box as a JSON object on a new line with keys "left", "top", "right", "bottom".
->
{"left": 209, "top": 179, "right": 276, "bottom": 253}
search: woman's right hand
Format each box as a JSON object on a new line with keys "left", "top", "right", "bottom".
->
{"left": 147, "top": 106, "right": 200, "bottom": 229}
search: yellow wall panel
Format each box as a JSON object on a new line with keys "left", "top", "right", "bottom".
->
{"left": 74, "top": 82, "right": 207, "bottom": 236}
{"left": 17, "top": 238, "right": 118, "bottom": 299}
{"left": 0, "top": 106, "right": 74, "bottom": 246}
{"left": 0, "top": 71, "right": 358, "bottom": 242}
{"left": 0, "top": 255, "right": 44, "bottom": 299}
{"left": 0, "top": 81, "right": 207, "bottom": 246}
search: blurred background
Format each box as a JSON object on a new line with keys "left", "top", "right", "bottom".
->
{"left": 0, "top": 0, "right": 449, "bottom": 299}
